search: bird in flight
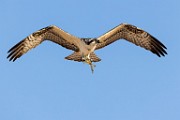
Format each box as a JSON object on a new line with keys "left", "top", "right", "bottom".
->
{"left": 7, "top": 23, "right": 167, "bottom": 73}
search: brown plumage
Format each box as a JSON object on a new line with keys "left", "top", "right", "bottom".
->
{"left": 96, "top": 24, "right": 167, "bottom": 57}
{"left": 7, "top": 23, "right": 167, "bottom": 72}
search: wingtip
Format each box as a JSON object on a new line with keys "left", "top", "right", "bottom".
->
{"left": 155, "top": 51, "right": 168, "bottom": 57}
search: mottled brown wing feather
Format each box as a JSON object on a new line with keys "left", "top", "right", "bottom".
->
{"left": 7, "top": 25, "right": 81, "bottom": 61}
{"left": 96, "top": 23, "right": 167, "bottom": 57}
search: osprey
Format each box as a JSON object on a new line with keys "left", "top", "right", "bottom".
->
{"left": 7, "top": 23, "right": 167, "bottom": 73}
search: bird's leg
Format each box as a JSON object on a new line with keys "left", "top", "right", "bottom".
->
{"left": 82, "top": 54, "right": 96, "bottom": 73}
{"left": 86, "top": 59, "right": 96, "bottom": 73}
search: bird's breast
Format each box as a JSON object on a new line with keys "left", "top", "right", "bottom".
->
{"left": 78, "top": 44, "right": 96, "bottom": 56}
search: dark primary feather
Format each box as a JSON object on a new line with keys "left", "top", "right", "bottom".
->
{"left": 96, "top": 23, "right": 167, "bottom": 57}
{"left": 7, "top": 25, "right": 80, "bottom": 61}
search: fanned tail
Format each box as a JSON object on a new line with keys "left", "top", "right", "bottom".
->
{"left": 90, "top": 53, "right": 101, "bottom": 62}
{"left": 65, "top": 52, "right": 101, "bottom": 62}
{"left": 65, "top": 52, "right": 82, "bottom": 62}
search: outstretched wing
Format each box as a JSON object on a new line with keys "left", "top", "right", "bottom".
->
{"left": 96, "top": 23, "right": 167, "bottom": 57}
{"left": 7, "top": 25, "right": 82, "bottom": 61}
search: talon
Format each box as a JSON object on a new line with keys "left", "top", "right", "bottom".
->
{"left": 82, "top": 55, "right": 96, "bottom": 73}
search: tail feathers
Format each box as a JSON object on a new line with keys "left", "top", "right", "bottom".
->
{"left": 65, "top": 52, "right": 82, "bottom": 62}
{"left": 65, "top": 52, "right": 101, "bottom": 62}
{"left": 90, "top": 53, "right": 101, "bottom": 62}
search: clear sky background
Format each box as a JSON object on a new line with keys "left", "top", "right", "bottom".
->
{"left": 0, "top": 0, "right": 179, "bottom": 120}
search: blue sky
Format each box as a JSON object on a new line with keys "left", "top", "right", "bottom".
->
{"left": 0, "top": 0, "right": 180, "bottom": 120}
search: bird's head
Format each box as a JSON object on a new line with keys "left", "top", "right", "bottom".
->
{"left": 81, "top": 38, "right": 100, "bottom": 45}
{"left": 88, "top": 38, "right": 100, "bottom": 45}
